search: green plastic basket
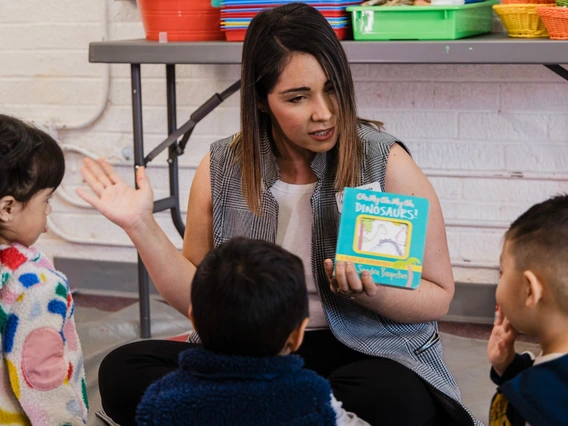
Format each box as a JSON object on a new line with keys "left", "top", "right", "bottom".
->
{"left": 347, "top": 0, "right": 498, "bottom": 40}
{"left": 557, "top": 0, "right": 568, "bottom": 6}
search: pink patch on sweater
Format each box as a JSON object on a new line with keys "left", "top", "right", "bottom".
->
{"left": 35, "top": 256, "right": 54, "bottom": 270}
{"left": 63, "top": 320, "right": 78, "bottom": 352}
{"left": 20, "top": 401, "right": 47, "bottom": 426}
{"left": 0, "top": 287, "right": 20, "bottom": 305}
{"left": 22, "top": 328, "right": 66, "bottom": 391}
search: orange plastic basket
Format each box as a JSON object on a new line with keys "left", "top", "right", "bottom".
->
{"left": 137, "top": 0, "right": 224, "bottom": 41}
{"left": 503, "top": 0, "right": 555, "bottom": 4}
{"left": 493, "top": 4, "right": 555, "bottom": 37}
{"left": 537, "top": 6, "right": 568, "bottom": 39}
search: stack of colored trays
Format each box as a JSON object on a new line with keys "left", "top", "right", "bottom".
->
{"left": 221, "top": 0, "right": 359, "bottom": 41}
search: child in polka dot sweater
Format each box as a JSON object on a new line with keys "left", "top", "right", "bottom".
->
{"left": 0, "top": 115, "right": 88, "bottom": 425}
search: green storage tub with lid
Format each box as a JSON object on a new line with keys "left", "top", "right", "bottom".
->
{"left": 347, "top": 0, "right": 498, "bottom": 40}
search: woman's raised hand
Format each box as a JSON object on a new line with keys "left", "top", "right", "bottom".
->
{"left": 76, "top": 158, "right": 154, "bottom": 233}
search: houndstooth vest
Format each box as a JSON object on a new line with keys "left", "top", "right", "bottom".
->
{"left": 207, "top": 123, "right": 481, "bottom": 426}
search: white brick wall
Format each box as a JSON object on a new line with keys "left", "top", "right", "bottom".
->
{"left": 1, "top": 1, "right": 567, "bottom": 287}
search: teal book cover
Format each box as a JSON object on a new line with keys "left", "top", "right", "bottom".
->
{"left": 335, "top": 188, "right": 429, "bottom": 290}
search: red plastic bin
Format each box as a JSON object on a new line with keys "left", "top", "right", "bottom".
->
{"left": 138, "top": 0, "right": 224, "bottom": 41}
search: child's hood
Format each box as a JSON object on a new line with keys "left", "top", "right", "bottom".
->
{"left": 0, "top": 243, "right": 53, "bottom": 290}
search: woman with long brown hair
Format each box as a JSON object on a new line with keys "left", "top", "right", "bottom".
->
{"left": 80, "top": 3, "right": 479, "bottom": 425}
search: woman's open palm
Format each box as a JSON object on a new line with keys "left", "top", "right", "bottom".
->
{"left": 76, "top": 158, "right": 154, "bottom": 233}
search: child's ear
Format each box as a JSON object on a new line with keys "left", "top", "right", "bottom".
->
{"left": 0, "top": 196, "right": 16, "bottom": 222}
{"left": 524, "top": 270, "right": 544, "bottom": 308}
{"left": 285, "top": 317, "right": 309, "bottom": 354}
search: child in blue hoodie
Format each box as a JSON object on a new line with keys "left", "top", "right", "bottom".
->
{"left": 136, "top": 237, "right": 370, "bottom": 426}
{"left": 488, "top": 194, "right": 568, "bottom": 426}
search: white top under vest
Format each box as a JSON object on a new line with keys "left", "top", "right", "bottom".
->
{"left": 270, "top": 180, "right": 328, "bottom": 330}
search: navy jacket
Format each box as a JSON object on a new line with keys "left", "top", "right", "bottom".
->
{"left": 489, "top": 353, "right": 568, "bottom": 426}
{"left": 136, "top": 348, "right": 337, "bottom": 426}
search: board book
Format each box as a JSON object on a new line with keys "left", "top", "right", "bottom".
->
{"left": 335, "top": 187, "right": 429, "bottom": 290}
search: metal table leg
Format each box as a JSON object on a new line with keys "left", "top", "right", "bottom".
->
{"left": 165, "top": 65, "right": 185, "bottom": 236}
{"left": 130, "top": 68, "right": 239, "bottom": 337}
{"left": 131, "top": 63, "right": 152, "bottom": 338}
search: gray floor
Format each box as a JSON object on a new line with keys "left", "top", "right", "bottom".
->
{"left": 75, "top": 301, "right": 540, "bottom": 426}
{"left": 75, "top": 300, "right": 190, "bottom": 426}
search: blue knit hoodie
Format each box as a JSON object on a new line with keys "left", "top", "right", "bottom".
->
{"left": 136, "top": 347, "right": 337, "bottom": 425}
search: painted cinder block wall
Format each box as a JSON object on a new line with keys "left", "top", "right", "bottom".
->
{"left": 1, "top": 0, "right": 567, "bottom": 291}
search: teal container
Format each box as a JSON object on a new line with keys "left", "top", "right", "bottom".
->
{"left": 347, "top": 0, "right": 498, "bottom": 40}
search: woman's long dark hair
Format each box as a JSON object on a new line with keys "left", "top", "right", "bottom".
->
{"left": 233, "top": 2, "right": 367, "bottom": 214}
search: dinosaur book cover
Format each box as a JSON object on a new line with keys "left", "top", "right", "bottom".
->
{"left": 335, "top": 188, "right": 430, "bottom": 290}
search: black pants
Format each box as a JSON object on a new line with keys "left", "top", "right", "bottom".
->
{"left": 99, "top": 330, "right": 450, "bottom": 426}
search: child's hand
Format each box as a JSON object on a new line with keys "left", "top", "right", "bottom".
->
{"left": 487, "top": 306, "right": 518, "bottom": 377}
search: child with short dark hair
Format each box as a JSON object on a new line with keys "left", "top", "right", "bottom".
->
{"left": 0, "top": 114, "right": 88, "bottom": 424}
{"left": 488, "top": 194, "right": 568, "bottom": 426}
{"left": 136, "top": 237, "right": 369, "bottom": 426}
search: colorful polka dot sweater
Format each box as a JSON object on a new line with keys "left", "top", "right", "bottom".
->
{"left": 0, "top": 243, "right": 88, "bottom": 425}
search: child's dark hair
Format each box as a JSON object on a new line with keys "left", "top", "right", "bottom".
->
{"left": 505, "top": 194, "right": 568, "bottom": 310}
{"left": 191, "top": 237, "right": 309, "bottom": 357}
{"left": 0, "top": 114, "right": 65, "bottom": 203}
